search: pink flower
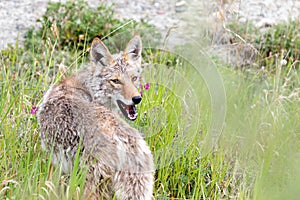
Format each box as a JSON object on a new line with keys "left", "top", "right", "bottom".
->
{"left": 30, "top": 106, "right": 38, "bottom": 114}
{"left": 144, "top": 83, "right": 150, "bottom": 90}
{"left": 139, "top": 82, "right": 150, "bottom": 97}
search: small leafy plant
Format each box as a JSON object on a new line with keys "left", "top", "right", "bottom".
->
{"left": 25, "top": 0, "right": 130, "bottom": 50}
{"left": 257, "top": 20, "right": 300, "bottom": 69}
{"left": 225, "top": 20, "right": 300, "bottom": 70}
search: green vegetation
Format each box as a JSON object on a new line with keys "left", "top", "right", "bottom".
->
{"left": 226, "top": 20, "right": 300, "bottom": 70}
{"left": 258, "top": 20, "right": 300, "bottom": 70}
{"left": 1, "top": 0, "right": 300, "bottom": 199}
{"left": 25, "top": 0, "right": 116, "bottom": 50}
{"left": 25, "top": 0, "right": 160, "bottom": 51}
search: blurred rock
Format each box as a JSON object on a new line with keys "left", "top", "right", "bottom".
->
{"left": 256, "top": 18, "right": 276, "bottom": 28}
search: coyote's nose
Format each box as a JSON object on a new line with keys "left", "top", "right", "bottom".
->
{"left": 132, "top": 96, "right": 142, "bottom": 105}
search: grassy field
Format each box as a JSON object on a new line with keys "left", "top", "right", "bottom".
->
{"left": 1, "top": 1, "right": 300, "bottom": 199}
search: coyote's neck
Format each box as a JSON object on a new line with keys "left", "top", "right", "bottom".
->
{"left": 59, "top": 75, "right": 92, "bottom": 102}
{"left": 74, "top": 67, "right": 117, "bottom": 111}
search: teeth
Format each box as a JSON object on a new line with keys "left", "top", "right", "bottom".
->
{"left": 128, "top": 112, "right": 138, "bottom": 120}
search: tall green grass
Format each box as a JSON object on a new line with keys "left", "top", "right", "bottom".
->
{"left": 2, "top": 36, "right": 299, "bottom": 199}
{"left": 219, "top": 62, "right": 300, "bottom": 199}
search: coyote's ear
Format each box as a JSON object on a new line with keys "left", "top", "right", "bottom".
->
{"left": 124, "top": 35, "right": 142, "bottom": 62}
{"left": 90, "top": 38, "right": 113, "bottom": 66}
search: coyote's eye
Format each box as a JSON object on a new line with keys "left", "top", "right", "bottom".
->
{"left": 110, "top": 79, "right": 121, "bottom": 84}
{"left": 132, "top": 76, "right": 138, "bottom": 82}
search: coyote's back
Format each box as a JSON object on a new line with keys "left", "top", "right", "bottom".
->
{"left": 37, "top": 35, "right": 154, "bottom": 199}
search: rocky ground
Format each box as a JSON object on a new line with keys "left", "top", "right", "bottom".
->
{"left": 0, "top": 0, "right": 299, "bottom": 64}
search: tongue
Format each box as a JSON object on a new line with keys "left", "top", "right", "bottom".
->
{"left": 127, "top": 105, "right": 136, "bottom": 118}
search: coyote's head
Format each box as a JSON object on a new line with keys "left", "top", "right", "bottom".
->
{"left": 86, "top": 35, "right": 143, "bottom": 121}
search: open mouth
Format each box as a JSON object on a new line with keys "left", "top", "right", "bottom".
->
{"left": 116, "top": 100, "right": 138, "bottom": 121}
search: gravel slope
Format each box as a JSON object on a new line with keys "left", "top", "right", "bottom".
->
{"left": 0, "top": 0, "right": 299, "bottom": 50}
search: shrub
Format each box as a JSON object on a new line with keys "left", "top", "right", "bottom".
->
{"left": 24, "top": 0, "right": 160, "bottom": 52}
{"left": 257, "top": 20, "right": 300, "bottom": 69}
{"left": 225, "top": 20, "right": 300, "bottom": 70}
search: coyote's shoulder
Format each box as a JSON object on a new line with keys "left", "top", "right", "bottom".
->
{"left": 37, "top": 35, "right": 154, "bottom": 199}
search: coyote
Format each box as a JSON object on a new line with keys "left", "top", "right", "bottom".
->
{"left": 37, "top": 35, "right": 154, "bottom": 199}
